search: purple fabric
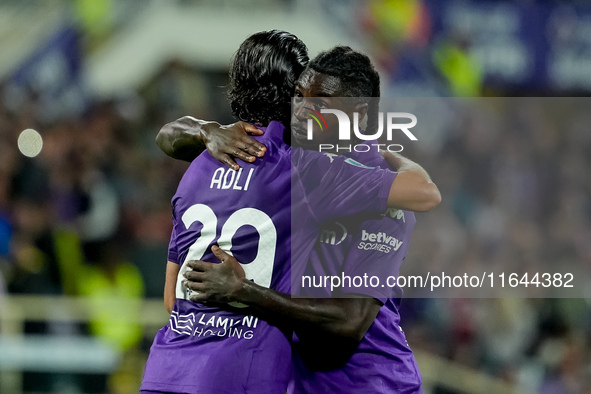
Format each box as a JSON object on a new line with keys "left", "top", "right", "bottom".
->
{"left": 290, "top": 147, "right": 422, "bottom": 393}
{"left": 141, "top": 123, "right": 398, "bottom": 393}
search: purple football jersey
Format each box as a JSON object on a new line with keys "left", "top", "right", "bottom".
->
{"left": 141, "top": 122, "right": 397, "bottom": 394}
{"left": 290, "top": 147, "right": 422, "bottom": 393}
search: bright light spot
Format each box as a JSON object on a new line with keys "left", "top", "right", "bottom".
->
{"left": 17, "top": 129, "right": 43, "bottom": 158}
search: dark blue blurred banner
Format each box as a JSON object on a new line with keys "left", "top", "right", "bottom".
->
{"left": 10, "top": 26, "right": 87, "bottom": 120}
{"left": 425, "top": 0, "right": 591, "bottom": 92}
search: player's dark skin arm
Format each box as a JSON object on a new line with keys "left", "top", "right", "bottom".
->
{"left": 156, "top": 116, "right": 266, "bottom": 168}
{"left": 183, "top": 246, "right": 381, "bottom": 367}
{"left": 158, "top": 117, "right": 441, "bottom": 211}
{"left": 382, "top": 151, "right": 441, "bottom": 212}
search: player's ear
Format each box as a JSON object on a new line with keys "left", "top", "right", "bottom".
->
{"left": 354, "top": 103, "right": 368, "bottom": 122}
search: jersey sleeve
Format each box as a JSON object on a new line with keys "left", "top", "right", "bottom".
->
{"left": 340, "top": 214, "right": 413, "bottom": 301}
{"left": 293, "top": 149, "right": 397, "bottom": 223}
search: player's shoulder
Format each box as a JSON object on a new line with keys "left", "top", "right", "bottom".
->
{"left": 183, "top": 150, "right": 219, "bottom": 178}
{"left": 170, "top": 150, "right": 218, "bottom": 199}
{"left": 293, "top": 150, "right": 373, "bottom": 170}
{"left": 254, "top": 121, "right": 286, "bottom": 147}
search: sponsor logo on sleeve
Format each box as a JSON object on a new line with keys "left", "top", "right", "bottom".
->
{"left": 383, "top": 208, "right": 406, "bottom": 222}
{"left": 357, "top": 229, "right": 403, "bottom": 254}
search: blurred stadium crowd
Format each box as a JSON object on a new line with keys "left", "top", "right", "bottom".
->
{"left": 1, "top": 0, "right": 591, "bottom": 393}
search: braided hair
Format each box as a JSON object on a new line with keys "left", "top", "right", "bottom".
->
{"left": 228, "top": 30, "right": 309, "bottom": 127}
{"left": 308, "top": 46, "right": 381, "bottom": 135}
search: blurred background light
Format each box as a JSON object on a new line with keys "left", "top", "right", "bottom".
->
{"left": 17, "top": 129, "right": 43, "bottom": 158}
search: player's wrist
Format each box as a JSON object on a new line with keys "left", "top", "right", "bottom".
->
{"left": 232, "top": 277, "right": 259, "bottom": 304}
{"left": 199, "top": 121, "right": 221, "bottom": 146}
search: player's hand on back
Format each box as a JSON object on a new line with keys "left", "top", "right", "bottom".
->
{"left": 183, "top": 245, "right": 247, "bottom": 304}
{"left": 205, "top": 122, "right": 267, "bottom": 170}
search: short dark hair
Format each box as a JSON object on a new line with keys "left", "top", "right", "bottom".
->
{"left": 308, "top": 46, "right": 380, "bottom": 135}
{"left": 228, "top": 30, "right": 309, "bottom": 127}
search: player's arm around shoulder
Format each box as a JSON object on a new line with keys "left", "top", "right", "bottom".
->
{"left": 382, "top": 151, "right": 441, "bottom": 212}
{"left": 182, "top": 246, "right": 380, "bottom": 343}
{"left": 156, "top": 116, "right": 266, "bottom": 167}
{"left": 157, "top": 116, "right": 208, "bottom": 162}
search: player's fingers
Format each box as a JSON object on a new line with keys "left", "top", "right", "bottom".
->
{"left": 234, "top": 122, "right": 266, "bottom": 157}
{"left": 229, "top": 131, "right": 265, "bottom": 158}
{"left": 241, "top": 122, "right": 264, "bottom": 135}
{"left": 183, "top": 279, "right": 204, "bottom": 292}
{"left": 243, "top": 139, "right": 266, "bottom": 158}
{"left": 183, "top": 269, "right": 205, "bottom": 282}
{"left": 211, "top": 245, "right": 232, "bottom": 263}
{"left": 218, "top": 154, "right": 240, "bottom": 170}
{"left": 189, "top": 294, "right": 209, "bottom": 303}
{"left": 228, "top": 147, "right": 256, "bottom": 163}
{"left": 186, "top": 260, "right": 210, "bottom": 272}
